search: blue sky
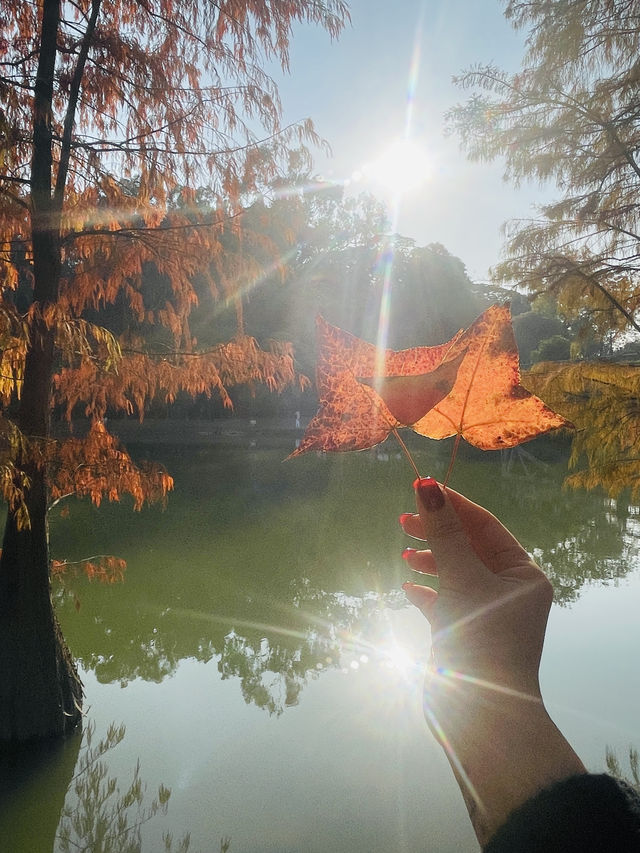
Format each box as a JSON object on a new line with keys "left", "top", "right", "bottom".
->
{"left": 269, "top": 0, "right": 551, "bottom": 281}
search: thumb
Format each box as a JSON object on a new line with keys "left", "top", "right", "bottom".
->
{"left": 414, "top": 477, "right": 489, "bottom": 586}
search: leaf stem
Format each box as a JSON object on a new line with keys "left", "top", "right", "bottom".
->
{"left": 443, "top": 433, "right": 461, "bottom": 487}
{"left": 391, "top": 427, "right": 421, "bottom": 480}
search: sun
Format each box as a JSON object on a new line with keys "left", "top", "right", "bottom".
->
{"left": 358, "top": 138, "right": 432, "bottom": 197}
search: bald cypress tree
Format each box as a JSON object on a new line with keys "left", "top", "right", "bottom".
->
{"left": 0, "top": 0, "right": 347, "bottom": 743}
{"left": 448, "top": 1, "right": 640, "bottom": 498}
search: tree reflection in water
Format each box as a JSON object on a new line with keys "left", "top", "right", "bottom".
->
{"left": 51, "top": 444, "right": 640, "bottom": 714}
{"left": 0, "top": 720, "right": 230, "bottom": 853}
{"left": 453, "top": 458, "right": 640, "bottom": 605}
{"left": 56, "top": 722, "right": 229, "bottom": 853}
{"left": 606, "top": 745, "right": 640, "bottom": 793}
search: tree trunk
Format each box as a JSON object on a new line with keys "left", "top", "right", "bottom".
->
{"left": 0, "top": 0, "right": 83, "bottom": 744}
{"left": 0, "top": 335, "right": 83, "bottom": 743}
{"left": 0, "top": 524, "right": 82, "bottom": 742}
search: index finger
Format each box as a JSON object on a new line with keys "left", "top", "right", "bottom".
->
{"left": 406, "top": 481, "right": 534, "bottom": 576}
{"left": 412, "top": 477, "right": 491, "bottom": 587}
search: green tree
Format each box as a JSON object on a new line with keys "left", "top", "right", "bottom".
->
{"left": 447, "top": 0, "right": 640, "bottom": 337}
{"left": 387, "top": 242, "right": 482, "bottom": 348}
{"left": 531, "top": 334, "right": 571, "bottom": 364}
{"left": 238, "top": 184, "right": 481, "bottom": 376}
{"left": 513, "top": 310, "right": 568, "bottom": 366}
{"left": 152, "top": 179, "right": 482, "bottom": 422}
{"left": 447, "top": 0, "right": 640, "bottom": 497}
{"left": 0, "top": 0, "right": 347, "bottom": 744}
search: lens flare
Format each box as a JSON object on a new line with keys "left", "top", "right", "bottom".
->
{"left": 361, "top": 138, "right": 432, "bottom": 197}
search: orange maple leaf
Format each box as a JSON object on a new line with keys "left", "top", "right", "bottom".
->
{"left": 291, "top": 305, "right": 571, "bottom": 466}
{"left": 289, "top": 316, "right": 465, "bottom": 456}
{"left": 412, "top": 303, "right": 571, "bottom": 449}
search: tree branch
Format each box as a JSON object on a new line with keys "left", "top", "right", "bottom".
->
{"left": 61, "top": 207, "right": 246, "bottom": 244}
{"left": 54, "top": 0, "right": 102, "bottom": 205}
{"left": 566, "top": 258, "right": 640, "bottom": 335}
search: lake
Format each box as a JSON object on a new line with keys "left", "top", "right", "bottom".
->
{"left": 2, "top": 426, "right": 640, "bottom": 852}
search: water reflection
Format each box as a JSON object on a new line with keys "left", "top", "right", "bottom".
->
{"left": 0, "top": 731, "right": 81, "bottom": 852}
{"left": 606, "top": 745, "right": 640, "bottom": 790}
{"left": 53, "top": 722, "right": 225, "bottom": 853}
{"left": 52, "top": 442, "right": 640, "bottom": 713}
{"left": 0, "top": 721, "right": 203, "bottom": 853}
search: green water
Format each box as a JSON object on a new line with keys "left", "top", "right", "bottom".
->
{"left": 2, "top": 435, "right": 640, "bottom": 852}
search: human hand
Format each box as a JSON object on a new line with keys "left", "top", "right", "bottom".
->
{"left": 400, "top": 478, "right": 585, "bottom": 846}
{"left": 401, "top": 477, "right": 553, "bottom": 698}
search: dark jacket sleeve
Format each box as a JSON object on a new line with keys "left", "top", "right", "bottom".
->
{"left": 484, "top": 774, "right": 640, "bottom": 852}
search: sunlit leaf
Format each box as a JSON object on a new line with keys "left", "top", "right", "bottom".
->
{"left": 358, "top": 353, "right": 466, "bottom": 425}
{"left": 291, "top": 305, "right": 571, "bottom": 462}
{"left": 289, "top": 316, "right": 464, "bottom": 455}
{"left": 414, "top": 303, "right": 572, "bottom": 449}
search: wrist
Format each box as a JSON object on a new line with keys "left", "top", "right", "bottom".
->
{"left": 424, "top": 672, "right": 586, "bottom": 846}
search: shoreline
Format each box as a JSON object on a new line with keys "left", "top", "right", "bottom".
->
{"left": 89, "top": 416, "right": 306, "bottom": 447}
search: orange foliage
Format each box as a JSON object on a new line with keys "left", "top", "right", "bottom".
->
{"left": 51, "top": 421, "right": 173, "bottom": 511}
{"left": 51, "top": 555, "right": 127, "bottom": 585}
{"left": 0, "top": 0, "right": 344, "bottom": 535}
{"left": 0, "top": 548, "right": 126, "bottom": 587}
{"left": 53, "top": 336, "right": 307, "bottom": 422}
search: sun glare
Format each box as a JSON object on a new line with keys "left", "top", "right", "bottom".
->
{"left": 357, "top": 138, "right": 432, "bottom": 197}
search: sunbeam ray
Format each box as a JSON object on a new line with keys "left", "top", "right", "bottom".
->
{"left": 374, "top": 7, "right": 425, "bottom": 379}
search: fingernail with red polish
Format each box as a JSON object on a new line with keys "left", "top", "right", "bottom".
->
{"left": 414, "top": 477, "right": 445, "bottom": 511}
{"left": 401, "top": 547, "right": 417, "bottom": 561}
{"left": 398, "top": 512, "right": 415, "bottom": 527}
